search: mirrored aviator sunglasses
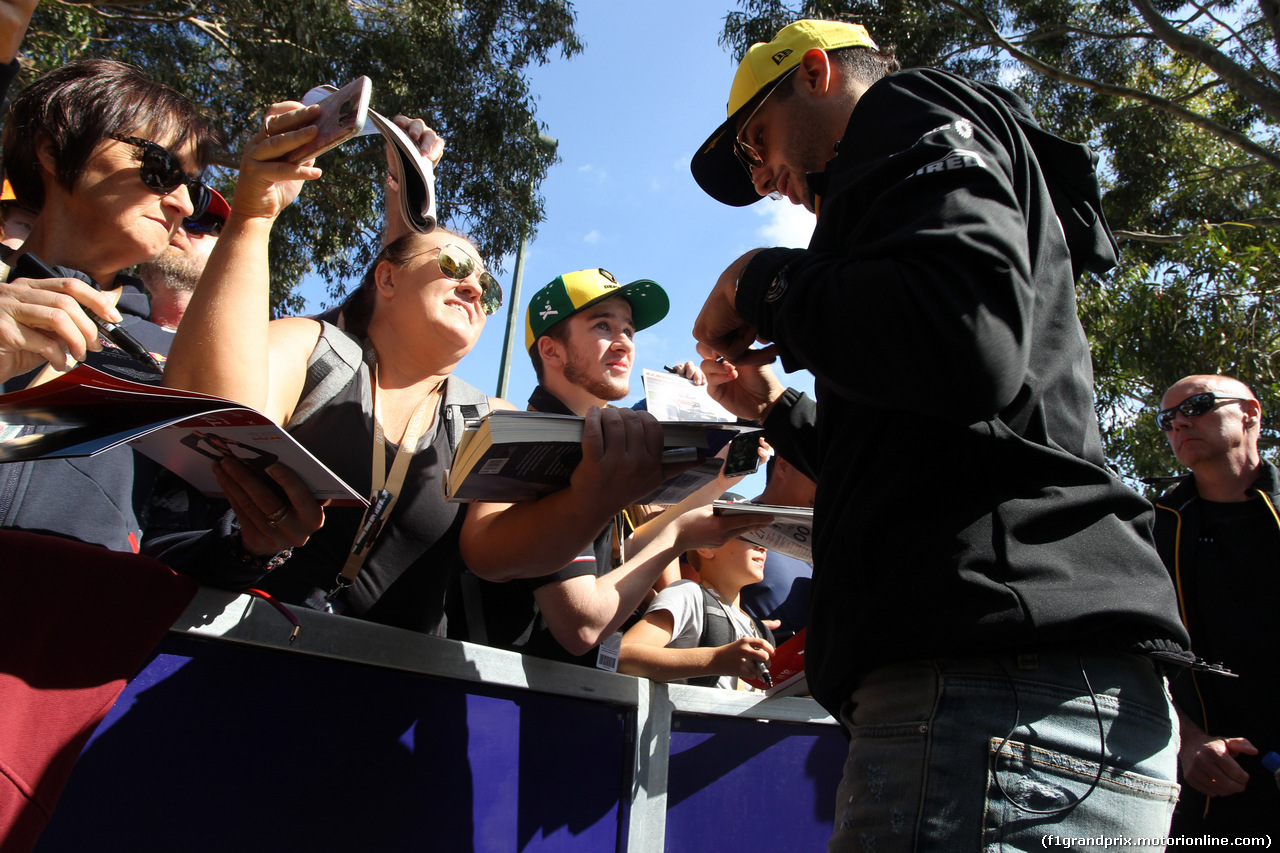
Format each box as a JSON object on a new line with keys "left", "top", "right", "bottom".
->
{"left": 107, "top": 133, "right": 212, "bottom": 219}
{"left": 436, "top": 242, "right": 503, "bottom": 316}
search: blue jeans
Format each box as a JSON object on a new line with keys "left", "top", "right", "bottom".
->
{"left": 829, "top": 652, "right": 1180, "bottom": 852}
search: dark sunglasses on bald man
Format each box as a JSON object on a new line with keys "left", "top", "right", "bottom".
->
{"left": 1155, "top": 392, "right": 1251, "bottom": 431}
{"left": 107, "top": 133, "right": 212, "bottom": 219}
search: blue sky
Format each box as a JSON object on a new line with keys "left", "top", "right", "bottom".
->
{"left": 301, "top": 1, "right": 818, "bottom": 493}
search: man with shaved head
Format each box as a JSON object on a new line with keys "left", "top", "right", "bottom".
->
{"left": 1153, "top": 374, "right": 1280, "bottom": 833}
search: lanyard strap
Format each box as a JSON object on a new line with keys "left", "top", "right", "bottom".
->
{"left": 338, "top": 366, "right": 440, "bottom": 584}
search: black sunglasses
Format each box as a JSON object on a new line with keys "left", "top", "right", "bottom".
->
{"left": 183, "top": 210, "right": 225, "bottom": 236}
{"left": 107, "top": 134, "right": 211, "bottom": 219}
{"left": 1155, "top": 392, "right": 1250, "bottom": 431}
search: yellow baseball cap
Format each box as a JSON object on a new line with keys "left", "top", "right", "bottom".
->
{"left": 525, "top": 268, "right": 669, "bottom": 350}
{"left": 691, "top": 20, "right": 878, "bottom": 207}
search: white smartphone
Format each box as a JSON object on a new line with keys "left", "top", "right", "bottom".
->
{"left": 288, "top": 76, "right": 372, "bottom": 163}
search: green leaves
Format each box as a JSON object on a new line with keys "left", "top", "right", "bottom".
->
{"left": 724, "top": 0, "right": 1280, "bottom": 491}
{"left": 17, "top": 0, "right": 582, "bottom": 310}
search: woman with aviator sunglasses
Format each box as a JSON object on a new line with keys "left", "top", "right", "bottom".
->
{"left": 160, "top": 99, "right": 518, "bottom": 631}
{"left": 167, "top": 101, "right": 750, "bottom": 633}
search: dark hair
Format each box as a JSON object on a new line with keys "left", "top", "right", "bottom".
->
{"left": 528, "top": 319, "right": 571, "bottom": 384}
{"left": 759, "top": 43, "right": 900, "bottom": 114}
{"left": 340, "top": 227, "right": 478, "bottom": 337}
{"left": 2, "top": 58, "right": 218, "bottom": 210}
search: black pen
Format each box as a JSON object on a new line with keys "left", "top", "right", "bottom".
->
{"left": 755, "top": 660, "right": 774, "bottom": 688}
{"left": 89, "top": 313, "right": 163, "bottom": 372}
{"left": 13, "top": 251, "right": 162, "bottom": 372}
{"left": 663, "top": 365, "right": 682, "bottom": 375}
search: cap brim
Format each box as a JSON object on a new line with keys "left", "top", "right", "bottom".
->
{"left": 206, "top": 188, "right": 231, "bottom": 219}
{"left": 691, "top": 115, "right": 765, "bottom": 208}
{"left": 576, "top": 278, "right": 670, "bottom": 333}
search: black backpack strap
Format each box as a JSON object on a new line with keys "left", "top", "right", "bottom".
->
{"left": 688, "top": 586, "right": 732, "bottom": 688}
{"left": 441, "top": 376, "right": 490, "bottom": 643}
{"left": 439, "top": 374, "right": 489, "bottom": 453}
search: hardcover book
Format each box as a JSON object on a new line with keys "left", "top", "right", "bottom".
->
{"left": 443, "top": 409, "right": 750, "bottom": 504}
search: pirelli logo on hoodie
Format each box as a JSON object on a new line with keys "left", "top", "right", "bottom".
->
{"left": 912, "top": 148, "right": 988, "bottom": 177}
{"left": 911, "top": 117, "right": 988, "bottom": 177}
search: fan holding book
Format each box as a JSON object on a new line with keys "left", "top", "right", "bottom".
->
{"left": 160, "top": 100, "right": 758, "bottom": 638}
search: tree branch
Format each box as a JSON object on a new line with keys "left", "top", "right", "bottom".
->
{"left": 1131, "top": 0, "right": 1280, "bottom": 119}
{"left": 935, "top": 0, "right": 1280, "bottom": 169}
{"left": 1115, "top": 217, "right": 1280, "bottom": 243}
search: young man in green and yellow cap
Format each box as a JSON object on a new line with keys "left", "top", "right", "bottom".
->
{"left": 462, "top": 268, "right": 767, "bottom": 667}
{"left": 687, "top": 18, "right": 1191, "bottom": 849}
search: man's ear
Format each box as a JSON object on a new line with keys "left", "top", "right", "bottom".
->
{"left": 537, "top": 334, "right": 565, "bottom": 370}
{"left": 373, "top": 260, "right": 397, "bottom": 298}
{"left": 35, "top": 134, "right": 59, "bottom": 181}
{"left": 796, "top": 48, "right": 834, "bottom": 96}
{"left": 695, "top": 547, "right": 717, "bottom": 561}
{"left": 1242, "top": 397, "right": 1263, "bottom": 428}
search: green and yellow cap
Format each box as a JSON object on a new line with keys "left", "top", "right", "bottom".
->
{"left": 691, "top": 19, "right": 878, "bottom": 207}
{"left": 525, "top": 268, "right": 669, "bottom": 350}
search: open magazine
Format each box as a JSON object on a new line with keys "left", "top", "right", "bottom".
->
{"left": 0, "top": 365, "right": 366, "bottom": 505}
{"left": 303, "top": 83, "right": 437, "bottom": 232}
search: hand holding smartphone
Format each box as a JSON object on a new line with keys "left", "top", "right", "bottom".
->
{"left": 286, "top": 76, "right": 371, "bottom": 163}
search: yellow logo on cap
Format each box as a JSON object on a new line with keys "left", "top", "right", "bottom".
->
{"left": 772, "top": 48, "right": 793, "bottom": 64}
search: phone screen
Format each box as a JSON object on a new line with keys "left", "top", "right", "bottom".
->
{"left": 723, "top": 432, "right": 762, "bottom": 477}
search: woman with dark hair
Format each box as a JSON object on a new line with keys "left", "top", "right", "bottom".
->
{"left": 0, "top": 60, "right": 219, "bottom": 382}
{"left": 0, "top": 59, "right": 314, "bottom": 571}
{"left": 0, "top": 58, "right": 249, "bottom": 554}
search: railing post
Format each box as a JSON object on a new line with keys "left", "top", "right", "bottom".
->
{"left": 624, "top": 678, "right": 672, "bottom": 852}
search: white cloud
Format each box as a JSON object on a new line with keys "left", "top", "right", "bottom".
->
{"left": 755, "top": 202, "right": 815, "bottom": 248}
{"left": 583, "top": 229, "right": 602, "bottom": 244}
{"left": 577, "top": 164, "right": 608, "bottom": 184}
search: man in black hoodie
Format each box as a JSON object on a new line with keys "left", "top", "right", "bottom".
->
{"left": 689, "top": 19, "right": 1192, "bottom": 849}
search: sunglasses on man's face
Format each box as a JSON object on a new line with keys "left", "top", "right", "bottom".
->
{"left": 733, "top": 66, "right": 798, "bottom": 174}
{"left": 107, "top": 134, "right": 211, "bottom": 219}
{"left": 182, "top": 210, "right": 224, "bottom": 237}
{"left": 422, "top": 242, "right": 503, "bottom": 316}
{"left": 1155, "top": 392, "right": 1251, "bottom": 431}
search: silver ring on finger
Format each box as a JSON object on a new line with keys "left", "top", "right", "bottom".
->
{"left": 266, "top": 505, "right": 290, "bottom": 528}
